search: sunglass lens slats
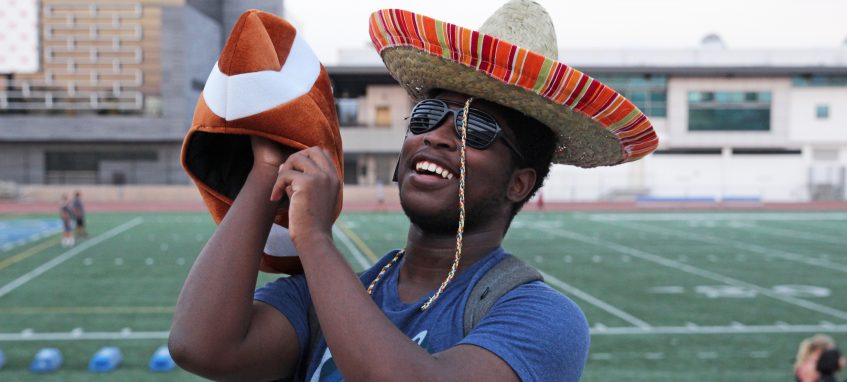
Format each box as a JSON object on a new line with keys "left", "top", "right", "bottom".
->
{"left": 409, "top": 100, "right": 448, "bottom": 134}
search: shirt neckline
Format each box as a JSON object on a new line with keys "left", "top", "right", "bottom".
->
{"left": 380, "top": 247, "right": 506, "bottom": 311}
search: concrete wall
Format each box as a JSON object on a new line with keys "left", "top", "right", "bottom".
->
{"left": 182, "top": 5, "right": 223, "bottom": 125}
{"left": 222, "top": 0, "right": 282, "bottom": 37}
{"left": 11, "top": 184, "right": 400, "bottom": 205}
{"left": 788, "top": 87, "right": 847, "bottom": 144}
{"left": 541, "top": 152, "right": 810, "bottom": 202}
{"left": 0, "top": 142, "right": 188, "bottom": 185}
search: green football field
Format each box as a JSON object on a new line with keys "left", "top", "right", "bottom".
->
{"left": 0, "top": 210, "right": 845, "bottom": 381}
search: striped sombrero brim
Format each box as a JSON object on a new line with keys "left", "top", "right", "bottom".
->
{"left": 369, "top": 9, "right": 658, "bottom": 167}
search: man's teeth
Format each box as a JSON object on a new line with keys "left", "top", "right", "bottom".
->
{"left": 416, "top": 161, "right": 453, "bottom": 179}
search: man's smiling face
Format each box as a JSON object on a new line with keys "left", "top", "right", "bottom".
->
{"left": 396, "top": 90, "right": 524, "bottom": 234}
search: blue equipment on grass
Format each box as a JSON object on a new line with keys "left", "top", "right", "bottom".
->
{"left": 149, "top": 345, "right": 176, "bottom": 372}
{"left": 88, "top": 346, "right": 123, "bottom": 372}
{"left": 30, "top": 348, "right": 62, "bottom": 373}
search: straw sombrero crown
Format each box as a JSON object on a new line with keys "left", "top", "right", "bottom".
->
{"left": 181, "top": 10, "right": 343, "bottom": 274}
{"left": 369, "top": 0, "right": 658, "bottom": 167}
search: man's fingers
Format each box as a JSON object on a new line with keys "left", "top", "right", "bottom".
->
{"left": 270, "top": 147, "right": 338, "bottom": 202}
{"left": 270, "top": 170, "right": 308, "bottom": 201}
{"left": 281, "top": 149, "right": 322, "bottom": 175}
{"left": 303, "top": 147, "right": 335, "bottom": 174}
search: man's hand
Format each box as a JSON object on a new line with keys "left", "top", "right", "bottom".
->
{"left": 270, "top": 147, "right": 339, "bottom": 246}
{"left": 250, "top": 135, "right": 290, "bottom": 171}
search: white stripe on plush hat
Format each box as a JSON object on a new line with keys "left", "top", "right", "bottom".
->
{"left": 202, "top": 32, "right": 320, "bottom": 121}
{"left": 263, "top": 224, "right": 298, "bottom": 258}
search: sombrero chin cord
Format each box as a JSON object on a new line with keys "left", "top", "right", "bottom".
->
{"left": 366, "top": 97, "right": 472, "bottom": 311}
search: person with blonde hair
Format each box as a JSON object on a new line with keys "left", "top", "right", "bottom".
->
{"left": 794, "top": 334, "right": 836, "bottom": 382}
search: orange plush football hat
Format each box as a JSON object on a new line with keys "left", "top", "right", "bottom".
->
{"left": 181, "top": 10, "right": 343, "bottom": 274}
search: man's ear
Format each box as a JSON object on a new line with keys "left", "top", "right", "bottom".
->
{"left": 507, "top": 167, "right": 536, "bottom": 203}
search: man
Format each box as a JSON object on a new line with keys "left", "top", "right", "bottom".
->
{"left": 59, "top": 194, "right": 75, "bottom": 248}
{"left": 72, "top": 190, "right": 88, "bottom": 239}
{"left": 170, "top": 1, "right": 657, "bottom": 381}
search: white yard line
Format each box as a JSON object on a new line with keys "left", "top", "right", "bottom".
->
{"left": 0, "top": 217, "right": 144, "bottom": 299}
{"left": 535, "top": 226, "right": 847, "bottom": 321}
{"left": 332, "top": 225, "right": 372, "bottom": 270}
{"left": 3, "top": 323, "right": 845, "bottom": 341}
{"left": 0, "top": 330, "right": 168, "bottom": 341}
{"left": 605, "top": 220, "right": 847, "bottom": 274}
{"left": 539, "top": 270, "right": 652, "bottom": 329}
{"left": 591, "top": 324, "right": 847, "bottom": 335}
{"left": 584, "top": 212, "right": 847, "bottom": 222}
{"left": 739, "top": 223, "right": 845, "bottom": 246}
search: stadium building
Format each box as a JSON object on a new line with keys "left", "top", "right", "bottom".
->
{"left": 0, "top": 0, "right": 281, "bottom": 187}
{"left": 1, "top": 2, "right": 845, "bottom": 203}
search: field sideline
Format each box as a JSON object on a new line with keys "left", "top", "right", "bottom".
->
{"left": 0, "top": 210, "right": 845, "bottom": 381}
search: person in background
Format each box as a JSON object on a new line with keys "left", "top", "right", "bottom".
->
{"left": 794, "top": 334, "right": 836, "bottom": 382}
{"left": 816, "top": 348, "right": 845, "bottom": 382}
{"left": 72, "top": 190, "right": 88, "bottom": 239}
{"left": 59, "top": 194, "right": 75, "bottom": 247}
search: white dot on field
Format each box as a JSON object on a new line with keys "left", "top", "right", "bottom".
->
{"left": 534, "top": 255, "right": 544, "bottom": 263}
{"left": 195, "top": 234, "right": 204, "bottom": 242}
{"left": 592, "top": 255, "right": 602, "bottom": 263}
{"left": 145, "top": 258, "right": 154, "bottom": 266}
{"left": 644, "top": 352, "right": 665, "bottom": 360}
{"left": 564, "top": 255, "right": 572, "bottom": 263}
{"left": 115, "top": 258, "right": 123, "bottom": 266}
{"left": 160, "top": 243, "right": 169, "bottom": 252}
{"left": 83, "top": 258, "right": 92, "bottom": 266}
{"left": 177, "top": 258, "right": 186, "bottom": 265}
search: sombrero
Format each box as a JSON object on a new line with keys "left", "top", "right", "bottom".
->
{"left": 181, "top": 10, "right": 343, "bottom": 274}
{"left": 369, "top": 0, "right": 658, "bottom": 167}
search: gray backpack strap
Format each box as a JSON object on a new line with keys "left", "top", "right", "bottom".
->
{"left": 293, "top": 303, "right": 320, "bottom": 380}
{"left": 463, "top": 255, "right": 543, "bottom": 337}
{"left": 301, "top": 270, "right": 366, "bottom": 379}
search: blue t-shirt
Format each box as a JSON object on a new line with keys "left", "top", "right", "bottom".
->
{"left": 254, "top": 247, "right": 590, "bottom": 382}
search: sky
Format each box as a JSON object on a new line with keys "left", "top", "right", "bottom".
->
{"left": 283, "top": 0, "right": 847, "bottom": 65}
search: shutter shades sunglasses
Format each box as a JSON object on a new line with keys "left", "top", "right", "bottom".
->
{"left": 407, "top": 99, "right": 525, "bottom": 162}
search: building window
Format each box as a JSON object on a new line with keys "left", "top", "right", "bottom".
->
{"left": 591, "top": 74, "right": 667, "bottom": 117}
{"left": 816, "top": 104, "right": 830, "bottom": 120}
{"left": 792, "top": 75, "right": 847, "bottom": 87}
{"left": 343, "top": 154, "right": 359, "bottom": 185}
{"left": 336, "top": 98, "right": 361, "bottom": 127}
{"left": 375, "top": 106, "right": 391, "bottom": 127}
{"left": 44, "top": 151, "right": 158, "bottom": 184}
{"left": 687, "top": 91, "right": 771, "bottom": 131}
